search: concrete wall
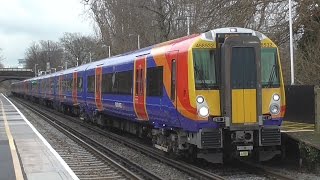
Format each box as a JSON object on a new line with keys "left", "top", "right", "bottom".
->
{"left": 315, "top": 86, "right": 320, "bottom": 132}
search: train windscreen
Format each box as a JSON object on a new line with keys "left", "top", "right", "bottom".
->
{"left": 261, "top": 48, "right": 280, "bottom": 88}
{"left": 193, "top": 49, "right": 218, "bottom": 90}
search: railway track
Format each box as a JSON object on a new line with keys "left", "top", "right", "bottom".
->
{"left": 12, "top": 96, "right": 225, "bottom": 180}
{"left": 61, "top": 114, "right": 295, "bottom": 180}
{"left": 12, "top": 96, "right": 296, "bottom": 180}
{"left": 13, "top": 97, "right": 161, "bottom": 180}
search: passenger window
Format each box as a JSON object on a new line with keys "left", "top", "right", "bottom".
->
{"left": 117, "top": 71, "right": 133, "bottom": 94}
{"left": 171, "top": 60, "right": 176, "bottom": 101}
{"left": 139, "top": 69, "right": 144, "bottom": 95}
{"left": 95, "top": 73, "right": 101, "bottom": 94}
{"left": 102, "top": 71, "right": 133, "bottom": 95}
{"left": 147, "top": 66, "right": 163, "bottom": 96}
{"left": 77, "top": 77, "right": 83, "bottom": 92}
{"left": 102, "top": 73, "right": 112, "bottom": 94}
{"left": 87, "top": 75, "right": 95, "bottom": 93}
{"left": 136, "top": 69, "right": 143, "bottom": 95}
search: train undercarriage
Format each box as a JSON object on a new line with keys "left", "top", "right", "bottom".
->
{"left": 151, "top": 126, "right": 282, "bottom": 163}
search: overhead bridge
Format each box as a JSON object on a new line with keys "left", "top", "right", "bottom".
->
{"left": 0, "top": 68, "right": 34, "bottom": 82}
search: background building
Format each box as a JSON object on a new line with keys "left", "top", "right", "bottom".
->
{"left": 18, "top": 59, "right": 26, "bottom": 68}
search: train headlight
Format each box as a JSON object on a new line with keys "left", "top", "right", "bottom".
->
{"left": 273, "top": 94, "right": 280, "bottom": 101}
{"left": 196, "top": 96, "right": 204, "bottom": 104}
{"left": 230, "top": 28, "right": 237, "bottom": 32}
{"left": 199, "top": 106, "right": 209, "bottom": 117}
{"left": 270, "top": 104, "right": 280, "bottom": 115}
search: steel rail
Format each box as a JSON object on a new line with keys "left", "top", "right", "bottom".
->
{"left": 14, "top": 97, "right": 161, "bottom": 180}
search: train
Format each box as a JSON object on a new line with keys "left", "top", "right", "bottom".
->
{"left": 11, "top": 27, "right": 286, "bottom": 163}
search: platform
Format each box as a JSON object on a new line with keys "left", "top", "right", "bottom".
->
{"left": 281, "top": 121, "right": 314, "bottom": 133}
{"left": 0, "top": 94, "right": 78, "bottom": 180}
{"left": 281, "top": 121, "right": 320, "bottom": 150}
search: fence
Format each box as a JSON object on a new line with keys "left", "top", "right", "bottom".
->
{"left": 284, "top": 85, "right": 315, "bottom": 124}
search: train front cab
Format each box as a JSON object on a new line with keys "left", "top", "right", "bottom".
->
{"left": 189, "top": 30, "right": 285, "bottom": 162}
{"left": 220, "top": 35, "right": 282, "bottom": 161}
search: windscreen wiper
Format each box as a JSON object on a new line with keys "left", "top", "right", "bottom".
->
{"left": 194, "top": 65, "right": 208, "bottom": 88}
{"left": 267, "top": 65, "right": 276, "bottom": 87}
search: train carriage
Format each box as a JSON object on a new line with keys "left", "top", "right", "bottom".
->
{"left": 11, "top": 27, "right": 285, "bottom": 163}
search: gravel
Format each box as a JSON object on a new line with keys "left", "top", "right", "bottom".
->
{"left": 12, "top": 97, "right": 320, "bottom": 180}
{"left": 13, "top": 99, "right": 194, "bottom": 180}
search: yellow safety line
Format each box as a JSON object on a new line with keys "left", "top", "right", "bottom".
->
{"left": 0, "top": 99, "right": 24, "bottom": 180}
{"left": 281, "top": 129, "right": 314, "bottom": 133}
{"left": 283, "top": 121, "right": 313, "bottom": 125}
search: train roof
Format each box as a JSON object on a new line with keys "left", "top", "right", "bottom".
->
{"left": 200, "top": 27, "right": 269, "bottom": 41}
{"left": 17, "top": 27, "right": 273, "bottom": 84}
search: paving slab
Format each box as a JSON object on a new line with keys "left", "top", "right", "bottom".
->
{"left": 0, "top": 94, "right": 78, "bottom": 180}
{"left": 285, "top": 131, "right": 320, "bottom": 150}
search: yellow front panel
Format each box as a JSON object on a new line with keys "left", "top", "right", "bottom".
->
{"left": 243, "top": 89, "right": 257, "bottom": 123}
{"left": 262, "top": 88, "right": 281, "bottom": 114}
{"left": 232, "top": 89, "right": 245, "bottom": 123}
{"left": 232, "top": 89, "right": 257, "bottom": 124}
{"left": 196, "top": 90, "right": 221, "bottom": 116}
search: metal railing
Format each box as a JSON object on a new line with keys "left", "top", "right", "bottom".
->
{"left": 0, "top": 68, "right": 33, "bottom": 72}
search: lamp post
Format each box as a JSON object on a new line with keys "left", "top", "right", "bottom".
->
{"left": 289, "top": 0, "right": 294, "bottom": 85}
{"left": 187, "top": 16, "right": 190, "bottom": 35}
{"left": 137, "top": 35, "right": 140, "bottom": 49}
{"left": 108, "top": 45, "right": 111, "bottom": 57}
{"left": 176, "top": 16, "right": 191, "bottom": 35}
{"left": 51, "top": 68, "right": 56, "bottom": 73}
{"left": 102, "top": 45, "right": 111, "bottom": 58}
{"left": 34, "top": 64, "right": 38, "bottom": 77}
{"left": 129, "top": 34, "right": 140, "bottom": 49}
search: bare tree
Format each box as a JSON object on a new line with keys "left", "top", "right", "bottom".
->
{"left": 84, "top": 0, "right": 295, "bottom": 82}
{"left": 85, "top": 0, "right": 290, "bottom": 43}
{"left": 25, "top": 41, "right": 63, "bottom": 73}
{"left": 60, "top": 32, "right": 101, "bottom": 67}
{"left": 0, "top": 48, "right": 4, "bottom": 67}
{"left": 0, "top": 48, "right": 4, "bottom": 61}
{"left": 294, "top": 0, "right": 320, "bottom": 85}
{"left": 80, "top": 0, "right": 320, "bottom": 85}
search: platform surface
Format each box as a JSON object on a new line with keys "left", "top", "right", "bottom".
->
{"left": 0, "top": 94, "right": 78, "bottom": 180}
{"left": 281, "top": 121, "right": 314, "bottom": 133}
{"left": 282, "top": 120, "right": 320, "bottom": 150}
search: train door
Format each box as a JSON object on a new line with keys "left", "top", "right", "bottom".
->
{"left": 24, "top": 81, "right": 27, "bottom": 95}
{"left": 133, "top": 55, "right": 148, "bottom": 120}
{"left": 53, "top": 76, "right": 57, "bottom": 101}
{"left": 72, "top": 71, "right": 78, "bottom": 105}
{"left": 48, "top": 77, "right": 51, "bottom": 100}
{"left": 59, "top": 75, "right": 63, "bottom": 102}
{"left": 166, "top": 51, "right": 180, "bottom": 127}
{"left": 221, "top": 36, "right": 262, "bottom": 126}
{"left": 43, "top": 79, "right": 46, "bottom": 98}
{"left": 95, "top": 66, "right": 103, "bottom": 111}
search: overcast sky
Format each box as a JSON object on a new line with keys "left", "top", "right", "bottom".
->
{"left": 0, "top": 0, "right": 93, "bottom": 67}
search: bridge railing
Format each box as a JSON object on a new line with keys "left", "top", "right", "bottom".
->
{"left": 0, "top": 68, "right": 33, "bottom": 72}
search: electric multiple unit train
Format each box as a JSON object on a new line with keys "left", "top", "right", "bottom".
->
{"left": 11, "top": 27, "right": 285, "bottom": 163}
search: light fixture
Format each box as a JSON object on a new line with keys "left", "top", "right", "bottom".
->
{"left": 196, "top": 96, "right": 204, "bottom": 104}
{"left": 273, "top": 94, "right": 280, "bottom": 101}
{"left": 230, "top": 28, "right": 237, "bottom": 32}
{"left": 270, "top": 104, "right": 280, "bottom": 115}
{"left": 199, "top": 106, "right": 209, "bottom": 117}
